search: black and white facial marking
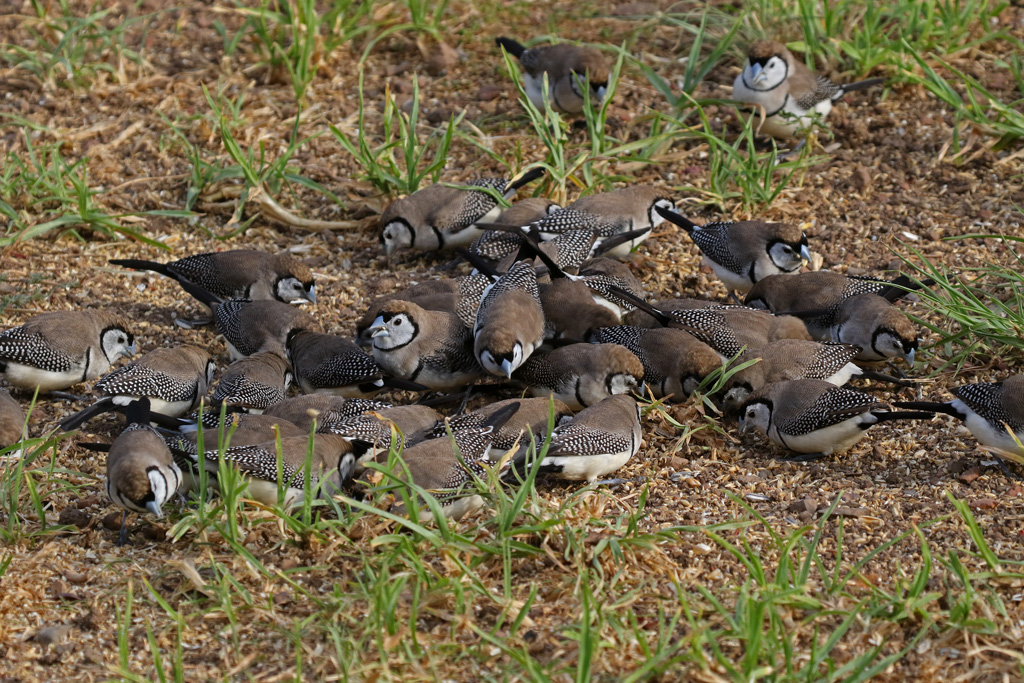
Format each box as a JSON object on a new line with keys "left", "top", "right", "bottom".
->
{"left": 606, "top": 372, "right": 639, "bottom": 396}
{"left": 380, "top": 219, "right": 416, "bottom": 256}
{"left": 369, "top": 311, "right": 419, "bottom": 351}
{"left": 100, "top": 326, "right": 135, "bottom": 363}
{"left": 481, "top": 345, "right": 523, "bottom": 379}
{"left": 871, "top": 329, "right": 917, "bottom": 365}
{"left": 648, "top": 198, "right": 676, "bottom": 228}
{"left": 204, "top": 359, "right": 217, "bottom": 386}
{"left": 767, "top": 238, "right": 811, "bottom": 273}
{"left": 569, "top": 71, "right": 607, "bottom": 102}
{"left": 739, "top": 398, "right": 773, "bottom": 435}
{"left": 742, "top": 54, "right": 788, "bottom": 91}
{"left": 275, "top": 276, "right": 316, "bottom": 304}
{"left": 108, "top": 463, "right": 179, "bottom": 517}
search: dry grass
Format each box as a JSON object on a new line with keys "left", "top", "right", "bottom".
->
{"left": 1, "top": 0, "right": 1024, "bottom": 681}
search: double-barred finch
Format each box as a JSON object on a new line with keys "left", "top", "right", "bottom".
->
{"left": 0, "top": 389, "right": 26, "bottom": 450}
{"left": 590, "top": 326, "right": 721, "bottom": 401}
{"left": 656, "top": 206, "right": 810, "bottom": 293}
{"left": 473, "top": 261, "right": 545, "bottom": 378}
{"left": 433, "top": 397, "right": 574, "bottom": 458}
{"left": 508, "top": 394, "right": 642, "bottom": 482}
{"left": 262, "top": 394, "right": 392, "bottom": 432}
{"left": 738, "top": 379, "right": 933, "bottom": 460}
{"left": 356, "top": 274, "right": 491, "bottom": 347}
{"left": 385, "top": 403, "right": 520, "bottom": 521}
{"left": 0, "top": 310, "right": 135, "bottom": 392}
{"left": 613, "top": 288, "right": 810, "bottom": 359}
{"left": 379, "top": 168, "right": 545, "bottom": 257}
{"left": 215, "top": 299, "right": 320, "bottom": 361}
{"left": 721, "top": 339, "right": 913, "bottom": 411}
{"left": 514, "top": 343, "right": 643, "bottom": 411}
{"left": 623, "top": 297, "right": 723, "bottom": 329}
{"left": 495, "top": 37, "right": 609, "bottom": 115}
{"left": 539, "top": 278, "right": 621, "bottom": 341}
{"left": 109, "top": 249, "right": 316, "bottom": 307}
{"left": 895, "top": 375, "right": 1024, "bottom": 456}
{"left": 829, "top": 294, "right": 918, "bottom": 365}
{"left": 60, "top": 345, "right": 216, "bottom": 431}
{"left": 744, "top": 271, "right": 923, "bottom": 338}
{"left": 468, "top": 198, "right": 562, "bottom": 263}
{"left": 367, "top": 300, "right": 483, "bottom": 392}
{"left": 329, "top": 404, "right": 445, "bottom": 468}
{"left": 527, "top": 186, "right": 674, "bottom": 257}
{"left": 105, "top": 399, "right": 182, "bottom": 546}
{"left": 732, "top": 40, "right": 885, "bottom": 139}
{"left": 179, "top": 432, "right": 355, "bottom": 508}
{"left": 211, "top": 351, "right": 293, "bottom": 414}
{"left": 288, "top": 330, "right": 399, "bottom": 398}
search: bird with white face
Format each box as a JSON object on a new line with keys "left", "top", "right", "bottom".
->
{"left": 732, "top": 40, "right": 884, "bottom": 139}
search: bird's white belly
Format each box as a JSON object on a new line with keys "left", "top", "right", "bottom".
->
{"left": 957, "top": 400, "right": 1023, "bottom": 453}
{"left": 3, "top": 362, "right": 89, "bottom": 392}
{"left": 772, "top": 415, "right": 869, "bottom": 454}
{"left": 523, "top": 73, "right": 548, "bottom": 110}
{"left": 544, "top": 448, "right": 634, "bottom": 481}
{"left": 824, "top": 362, "right": 863, "bottom": 386}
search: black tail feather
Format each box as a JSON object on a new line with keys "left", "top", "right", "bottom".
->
{"left": 507, "top": 167, "right": 545, "bottom": 193}
{"left": 108, "top": 258, "right": 170, "bottom": 277}
{"left": 495, "top": 36, "right": 527, "bottom": 59}
{"left": 855, "top": 370, "right": 918, "bottom": 388}
{"left": 872, "top": 410, "right": 938, "bottom": 423}
{"left": 381, "top": 377, "right": 431, "bottom": 392}
{"left": 841, "top": 77, "right": 885, "bottom": 94}
{"left": 892, "top": 400, "right": 963, "bottom": 418}
{"left": 607, "top": 286, "right": 669, "bottom": 326}
{"left": 878, "top": 274, "right": 934, "bottom": 303}
{"left": 173, "top": 275, "right": 225, "bottom": 308}
{"left": 594, "top": 227, "right": 651, "bottom": 256}
{"left": 654, "top": 205, "right": 698, "bottom": 234}
{"left": 59, "top": 397, "right": 117, "bottom": 431}
{"left": 455, "top": 247, "right": 504, "bottom": 281}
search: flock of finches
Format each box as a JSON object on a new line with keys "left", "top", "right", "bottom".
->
{"left": 0, "top": 36, "right": 1021, "bottom": 546}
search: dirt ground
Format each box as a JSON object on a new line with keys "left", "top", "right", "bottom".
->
{"left": 1, "top": 0, "right": 1024, "bottom": 680}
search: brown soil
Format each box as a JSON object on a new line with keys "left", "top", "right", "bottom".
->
{"left": 1, "top": 1, "right": 1023, "bottom": 681}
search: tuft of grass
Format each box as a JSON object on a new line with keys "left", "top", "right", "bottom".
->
{"left": 330, "top": 71, "right": 459, "bottom": 198}
{"left": 900, "top": 235, "right": 1024, "bottom": 370}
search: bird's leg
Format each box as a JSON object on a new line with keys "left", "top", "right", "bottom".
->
{"left": 885, "top": 362, "right": 909, "bottom": 379}
{"left": 117, "top": 510, "right": 130, "bottom": 547}
{"left": 982, "top": 458, "right": 1024, "bottom": 481}
{"left": 728, "top": 290, "right": 744, "bottom": 306}
{"left": 775, "top": 138, "right": 807, "bottom": 163}
{"left": 455, "top": 384, "right": 475, "bottom": 415}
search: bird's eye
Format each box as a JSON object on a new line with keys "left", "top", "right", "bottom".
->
{"left": 395, "top": 317, "right": 403, "bottom": 326}
{"left": 118, "top": 335, "right": 126, "bottom": 343}
{"left": 782, "top": 245, "right": 793, "bottom": 253}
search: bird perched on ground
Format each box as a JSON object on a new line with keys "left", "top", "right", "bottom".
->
{"left": 655, "top": 206, "right": 811, "bottom": 293}
{"left": 366, "top": 300, "right": 483, "bottom": 392}
{"left": 0, "top": 389, "right": 26, "bottom": 449}
{"left": 527, "top": 186, "right": 674, "bottom": 258}
{"left": 379, "top": 168, "right": 545, "bottom": 257}
{"left": 732, "top": 40, "right": 884, "bottom": 139}
{"left": 589, "top": 326, "right": 722, "bottom": 402}
{"left": 0, "top": 311, "right": 135, "bottom": 392}
{"left": 508, "top": 394, "right": 642, "bottom": 482}
{"left": 60, "top": 345, "right": 216, "bottom": 431}
{"left": 473, "top": 261, "right": 545, "bottom": 378}
{"left": 109, "top": 250, "right": 316, "bottom": 314}
{"left": 287, "top": 330, "right": 411, "bottom": 398}
{"left": 514, "top": 343, "right": 643, "bottom": 410}
{"left": 383, "top": 403, "right": 520, "bottom": 521}
{"left": 495, "top": 37, "right": 609, "bottom": 114}
{"left": 210, "top": 351, "right": 293, "bottom": 415}
{"left": 720, "top": 339, "right": 912, "bottom": 412}
{"left": 178, "top": 432, "right": 356, "bottom": 508}
{"left": 895, "top": 375, "right": 1024, "bottom": 457}
{"left": 434, "top": 397, "right": 574, "bottom": 459}
{"left": 104, "top": 398, "right": 182, "bottom": 545}
{"left": 738, "top": 379, "right": 932, "bottom": 460}
{"left": 827, "top": 294, "right": 918, "bottom": 365}
{"left": 744, "top": 271, "right": 925, "bottom": 339}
